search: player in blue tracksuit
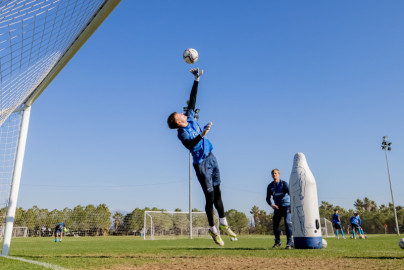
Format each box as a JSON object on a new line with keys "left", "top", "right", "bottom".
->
{"left": 266, "top": 168, "right": 292, "bottom": 249}
{"left": 332, "top": 209, "right": 345, "bottom": 239}
{"left": 350, "top": 214, "right": 360, "bottom": 239}
{"left": 167, "top": 68, "right": 236, "bottom": 246}
{"left": 55, "top": 222, "right": 65, "bottom": 242}
{"left": 356, "top": 214, "right": 364, "bottom": 235}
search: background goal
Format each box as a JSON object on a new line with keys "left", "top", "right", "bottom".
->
{"left": 320, "top": 218, "right": 335, "bottom": 238}
{"left": 143, "top": 211, "right": 210, "bottom": 240}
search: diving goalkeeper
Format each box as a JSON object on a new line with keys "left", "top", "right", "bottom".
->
{"left": 167, "top": 68, "right": 237, "bottom": 246}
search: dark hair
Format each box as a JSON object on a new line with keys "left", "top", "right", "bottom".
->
{"left": 334, "top": 209, "right": 338, "bottom": 212}
{"left": 167, "top": 112, "right": 178, "bottom": 129}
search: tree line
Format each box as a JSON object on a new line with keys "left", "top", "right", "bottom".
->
{"left": 1, "top": 197, "right": 402, "bottom": 237}
{"left": 250, "top": 197, "right": 404, "bottom": 234}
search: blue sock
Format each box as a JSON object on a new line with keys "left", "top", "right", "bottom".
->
{"left": 352, "top": 231, "right": 355, "bottom": 238}
{"left": 336, "top": 230, "right": 339, "bottom": 238}
{"left": 341, "top": 230, "right": 345, "bottom": 237}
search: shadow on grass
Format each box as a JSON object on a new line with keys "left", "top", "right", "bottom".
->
{"left": 345, "top": 256, "right": 404, "bottom": 260}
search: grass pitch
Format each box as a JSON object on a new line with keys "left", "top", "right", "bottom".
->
{"left": 1, "top": 235, "right": 403, "bottom": 269}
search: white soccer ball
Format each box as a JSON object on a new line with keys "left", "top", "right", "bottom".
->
{"left": 183, "top": 48, "right": 198, "bottom": 64}
{"left": 359, "top": 235, "right": 364, "bottom": 239}
{"left": 399, "top": 238, "right": 404, "bottom": 249}
{"left": 322, "top": 239, "right": 327, "bottom": 248}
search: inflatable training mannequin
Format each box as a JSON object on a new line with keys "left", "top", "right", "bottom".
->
{"left": 289, "top": 152, "right": 323, "bottom": 249}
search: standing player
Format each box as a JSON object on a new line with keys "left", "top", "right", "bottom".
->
{"left": 167, "top": 68, "right": 237, "bottom": 246}
{"left": 350, "top": 213, "right": 360, "bottom": 239}
{"left": 356, "top": 214, "right": 365, "bottom": 236}
{"left": 55, "top": 222, "right": 65, "bottom": 242}
{"left": 266, "top": 168, "right": 292, "bottom": 250}
{"left": 332, "top": 209, "right": 345, "bottom": 239}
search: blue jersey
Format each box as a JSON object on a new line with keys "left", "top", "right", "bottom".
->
{"left": 350, "top": 216, "right": 358, "bottom": 225}
{"left": 266, "top": 179, "right": 290, "bottom": 207}
{"left": 332, "top": 213, "right": 340, "bottom": 224}
{"left": 178, "top": 109, "right": 213, "bottom": 164}
{"left": 55, "top": 223, "right": 65, "bottom": 230}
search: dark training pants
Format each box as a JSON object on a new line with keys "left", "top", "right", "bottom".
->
{"left": 273, "top": 206, "right": 292, "bottom": 246}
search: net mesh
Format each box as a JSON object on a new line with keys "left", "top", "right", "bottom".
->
{"left": 144, "top": 211, "right": 210, "bottom": 240}
{"left": 0, "top": 110, "right": 22, "bottom": 216}
{"left": 320, "top": 218, "right": 335, "bottom": 238}
{"left": 0, "top": 0, "right": 106, "bottom": 127}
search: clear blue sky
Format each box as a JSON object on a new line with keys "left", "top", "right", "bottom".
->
{"left": 17, "top": 0, "right": 404, "bottom": 216}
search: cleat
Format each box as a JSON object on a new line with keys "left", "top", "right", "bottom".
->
{"left": 272, "top": 243, "right": 281, "bottom": 248}
{"left": 209, "top": 229, "right": 224, "bottom": 246}
{"left": 285, "top": 245, "right": 291, "bottom": 250}
{"left": 219, "top": 224, "right": 237, "bottom": 238}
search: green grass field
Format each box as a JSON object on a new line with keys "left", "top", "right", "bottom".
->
{"left": 1, "top": 235, "right": 403, "bottom": 269}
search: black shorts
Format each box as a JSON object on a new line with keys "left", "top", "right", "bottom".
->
{"left": 333, "top": 223, "right": 342, "bottom": 230}
{"left": 351, "top": 223, "right": 359, "bottom": 231}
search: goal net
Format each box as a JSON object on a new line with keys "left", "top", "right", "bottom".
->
{"left": 0, "top": 0, "right": 120, "bottom": 255}
{"left": 320, "top": 218, "right": 335, "bottom": 238}
{"left": 0, "top": 226, "right": 28, "bottom": 238}
{"left": 143, "top": 211, "right": 211, "bottom": 240}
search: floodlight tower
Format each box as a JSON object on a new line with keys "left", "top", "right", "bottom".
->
{"left": 183, "top": 102, "right": 200, "bottom": 239}
{"left": 381, "top": 136, "right": 400, "bottom": 236}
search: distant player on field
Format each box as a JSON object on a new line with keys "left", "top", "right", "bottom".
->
{"left": 167, "top": 68, "right": 237, "bottom": 246}
{"left": 332, "top": 209, "right": 345, "bottom": 239}
{"left": 266, "top": 168, "right": 292, "bottom": 250}
{"left": 350, "top": 213, "right": 360, "bottom": 239}
{"left": 55, "top": 222, "right": 65, "bottom": 242}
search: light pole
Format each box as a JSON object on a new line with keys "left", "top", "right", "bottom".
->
{"left": 381, "top": 136, "right": 400, "bottom": 236}
{"left": 184, "top": 102, "right": 199, "bottom": 239}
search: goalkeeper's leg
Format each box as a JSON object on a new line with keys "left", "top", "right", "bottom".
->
{"left": 213, "top": 185, "right": 237, "bottom": 238}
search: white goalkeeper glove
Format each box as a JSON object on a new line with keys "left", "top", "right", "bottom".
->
{"left": 190, "top": 68, "right": 203, "bottom": 81}
{"left": 201, "top": 122, "right": 212, "bottom": 137}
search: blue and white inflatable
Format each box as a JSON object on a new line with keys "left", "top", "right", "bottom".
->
{"left": 289, "top": 152, "right": 323, "bottom": 249}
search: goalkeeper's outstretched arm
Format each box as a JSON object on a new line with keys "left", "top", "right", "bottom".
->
{"left": 186, "top": 68, "right": 203, "bottom": 113}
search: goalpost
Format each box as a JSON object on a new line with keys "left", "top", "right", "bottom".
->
{"left": 0, "top": 0, "right": 121, "bottom": 256}
{"left": 143, "top": 211, "right": 210, "bottom": 240}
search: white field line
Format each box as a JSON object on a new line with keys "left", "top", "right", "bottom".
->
{"left": 1, "top": 255, "right": 67, "bottom": 270}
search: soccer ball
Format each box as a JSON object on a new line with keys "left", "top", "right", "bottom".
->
{"left": 359, "top": 235, "right": 364, "bottom": 239}
{"left": 183, "top": 48, "right": 198, "bottom": 64}
{"left": 322, "top": 239, "right": 327, "bottom": 248}
{"left": 399, "top": 238, "right": 404, "bottom": 249}
{"left": 63, "top": 227, "right": 67, "bottom": 232}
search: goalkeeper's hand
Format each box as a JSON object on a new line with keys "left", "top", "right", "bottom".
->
{"left": 201, "top": 122, "right": 212, "bottom": 137}
{"left": 190, "top": 68, "right": 203, "bottom": 81}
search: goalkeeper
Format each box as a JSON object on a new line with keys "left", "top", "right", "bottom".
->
{"left": 167, "top": 68, "right": 237, "bottom": 246}
{"left": 54, "top": 222, "right": 65, "bottom": 242}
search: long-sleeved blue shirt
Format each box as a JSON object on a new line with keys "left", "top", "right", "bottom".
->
{"left": 177, "top": 80, "right": 213, "bottom": 164}
{"left": 266, "top": 179, "right": 290, "bottom": 207}
{"left": 350, "top": 216, "right": 358, "bottom": 225}
{"left": 332, "top": 213, "right": 341, "bottom": 224}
